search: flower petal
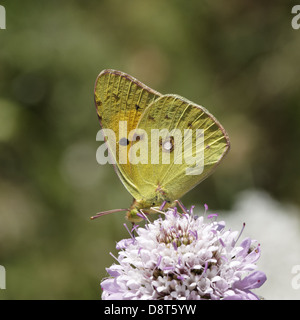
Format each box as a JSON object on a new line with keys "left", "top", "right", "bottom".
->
{"left": 233, "top": 271, "right": 267, "bottom": 290}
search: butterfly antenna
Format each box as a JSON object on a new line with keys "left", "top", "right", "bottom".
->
{"left": 90, "top": 208, "right": 127, "bottom": 220}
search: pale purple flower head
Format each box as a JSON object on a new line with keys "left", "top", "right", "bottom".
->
{"left": 101, "top": 205, "right": 266, "bottom": 300}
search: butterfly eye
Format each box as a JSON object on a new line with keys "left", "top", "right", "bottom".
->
{"left": 119, "top": 137, "right": 129, "bottom": 146}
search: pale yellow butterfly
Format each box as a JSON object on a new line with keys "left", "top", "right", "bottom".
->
{"left": 92, "top": 69, "right": 230, "bottom": 222}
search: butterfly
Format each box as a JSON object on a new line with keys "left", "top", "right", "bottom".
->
{"left": 92, "top": 69, "right": 230, "bottom": 223}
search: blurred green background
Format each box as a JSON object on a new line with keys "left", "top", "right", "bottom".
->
{"left": 0, "top": 0, "right": 300, "bottom": 299}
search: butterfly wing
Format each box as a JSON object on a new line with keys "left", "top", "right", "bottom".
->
{"left": 129, "top": 94, "right": 230, "bottom": 204}
{"left": 94, "top": 69, "right": 162, "bottom": 200}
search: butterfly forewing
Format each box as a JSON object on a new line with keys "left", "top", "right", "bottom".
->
{"left": 94, "top": 69, "right": 162, "bottom": 199}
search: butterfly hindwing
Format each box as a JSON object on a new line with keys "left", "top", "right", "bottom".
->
{"left": 130, "top": 94, "right": 230, "bottom": 203}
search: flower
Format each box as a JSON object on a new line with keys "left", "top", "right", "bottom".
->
{"left": 101, "top": 204, "right": 266, "bottom": 300}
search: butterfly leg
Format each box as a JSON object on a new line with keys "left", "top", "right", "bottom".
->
{"left": 174, "top": 200, "right": 188, "bottom": 214}
{"left": 131, "top": 222, "right": 137, "bottom": 236}
{"left": 159, "top": 201, "right": 167, "bottom": 210}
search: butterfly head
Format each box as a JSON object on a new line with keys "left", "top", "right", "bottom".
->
{"left": 126, "top": 197, "right": 175, "bottom": 223}
{"left": 126, "top": 207, "right": 142, "bottom": 223}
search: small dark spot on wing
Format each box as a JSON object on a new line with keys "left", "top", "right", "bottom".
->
{"left": 113, "top": 93, "right": 120, "bottom": 101}
{"left": 119, "top": 137, "right": 130, "bottom": 146}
